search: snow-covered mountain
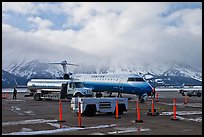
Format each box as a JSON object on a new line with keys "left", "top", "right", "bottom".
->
{"left": 2, "top": 59, "right": 202, "bottom": 88}
{"left": 4, "top": 59, "right": 64, "bottom": 79}
{"left": 2, "top": 70, "right": 28, "bottom": 88}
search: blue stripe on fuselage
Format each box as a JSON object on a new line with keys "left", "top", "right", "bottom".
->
{"left": 83, "top": 81, "right": 152, "bottom": 96}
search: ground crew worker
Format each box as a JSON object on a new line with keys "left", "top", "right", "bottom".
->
{"left": 13, "top": 87, "right": 17, "bottom": 99}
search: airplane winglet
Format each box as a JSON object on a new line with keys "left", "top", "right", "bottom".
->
{"left": 14, "top": 79, "right": 19, "bottom": 87}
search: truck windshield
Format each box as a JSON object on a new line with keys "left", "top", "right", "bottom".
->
{"left": 74, "top": 82, "right": 84, "bottom": 88}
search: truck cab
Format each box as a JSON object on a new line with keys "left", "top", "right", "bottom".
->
{"left": 61, "top": 81, "right": 94, "bottom": 99}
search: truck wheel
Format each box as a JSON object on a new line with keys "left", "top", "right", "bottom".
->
{"left": 84, "top": 105, "right": 96, "bottom": 117}
{"left": 34, "top": 93, "right": 42, "bottom": 101}
{"left": 197, "top": 93, "right": 201, "bottom": 97}
{"left": 182, "top": 93, "right": 185, "bottom": 96}
{"left": 74, "top": 92, "right": 83, "bottom": 97}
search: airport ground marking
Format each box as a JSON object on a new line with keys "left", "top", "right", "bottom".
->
{"left": 2, "top": 119, "right": 58, "bottom": 126}
{"left": 160, "top": 110, "right": 202, "bottom": 116}
{"left": 11, "top": 106, "right": 24, "bottom": 116}
{"left": 176, "top": 116, "right": 202, "bottom": 123}
{"left": 2, "top": 124, "right": 116, "bottom": 135}
{"left": 108, "top": 127, "right": 151, "bottom": 134}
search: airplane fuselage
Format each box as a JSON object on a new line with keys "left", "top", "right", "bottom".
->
{"left": 73, "top": 73, "right": 153, "bottom": 96}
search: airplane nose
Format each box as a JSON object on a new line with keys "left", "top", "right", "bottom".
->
{"left": 134, "top": 82, "right": 153, "bottom": 95}
{"left": 148, "top": 86, "right": 154, "bottom": 96}
{"left": 144, "top": 83, "right": 153, "bottom": 95}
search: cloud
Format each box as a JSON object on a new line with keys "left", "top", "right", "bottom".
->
{"left": 2, "top": 2, "right": 37, "bottom": 15}
{"left": 164, "top": 8, "right": 202, "bottom": 36}
{"left": 2, "top": 2, "right": 202, "bottom": 71}
{"left": 27, "top": 17, "right": 53, "bottom": 30}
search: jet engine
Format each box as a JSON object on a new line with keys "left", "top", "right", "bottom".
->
{"left": 63, "top": 72, "right": 73, "bottom": 79}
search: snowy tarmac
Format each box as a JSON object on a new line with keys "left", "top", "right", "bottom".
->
{"left": 2, "top": 91, "right": 202, "bottom": 135}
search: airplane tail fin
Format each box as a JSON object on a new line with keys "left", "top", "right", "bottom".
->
{"left": 47, "top": 60, "right": 78, "bottom": 74}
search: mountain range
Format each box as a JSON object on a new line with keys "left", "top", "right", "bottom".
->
{"left": 2, "top": 59, "right": 202, "bottom": 88}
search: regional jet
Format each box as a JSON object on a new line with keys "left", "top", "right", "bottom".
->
{"left": 26, "top": 60, "right": 153, "bottom": 102}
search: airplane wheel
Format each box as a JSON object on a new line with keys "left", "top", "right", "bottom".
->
{"left": 197, "top": 93, "right": 201, "bottom": 97}
{"left": 96, "top": 92, "right": 102, "bottom": 98}
{"left": 140, "top": 98, "right": 144, "bottom": 103}
{"left": 138, "top": 96, "right": 144, "bottom": 103}
{"left": 74, "top": 93, "right": 83, "bottom": 97}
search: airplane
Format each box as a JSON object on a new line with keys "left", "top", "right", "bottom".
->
{"left": 72, "top": 73, "right": 153, "bottom": 99}
{"left": 26, "top": 60, "right": 154, "bottom": 102}
{"left": 155, "top": 84, "right": 202, "bottom": 97}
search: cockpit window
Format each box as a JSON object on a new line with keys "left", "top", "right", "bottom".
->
{"left": 127, "top": 77, "right": 144, "bottom": 82}
{"left": 127, "top": 78, "right": 135, "bottom": 81}
{"left": 135, "top": 78, "right": 145, "bottom": 81}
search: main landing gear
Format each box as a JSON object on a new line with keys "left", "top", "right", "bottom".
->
{"left": 138, "top": 96, "right": 144, "bottom": 103}
{"left": 117, "top": 93, "right": 122, "bottom": 98}
{"left": 96, "top": 92, "right": 103, "bottom": 98}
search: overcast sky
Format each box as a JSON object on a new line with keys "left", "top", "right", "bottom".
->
{"left": 2, "top": 2, "right": 202, "bottom": 70}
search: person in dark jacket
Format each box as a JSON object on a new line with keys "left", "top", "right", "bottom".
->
{"left": 13, "top": 87, "right": 17, "bottom": 99}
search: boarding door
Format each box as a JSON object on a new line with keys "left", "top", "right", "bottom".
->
{"left": 119, "top": 77, "right": 124, "bottom": 91}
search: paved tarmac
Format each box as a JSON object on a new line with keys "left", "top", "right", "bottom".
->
{"left": 2, "top": 92, "right": 202, "bottom": 135}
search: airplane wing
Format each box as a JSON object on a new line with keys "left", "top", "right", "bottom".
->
{"left": 14, "top": 79, "right": 27, "bottom": 88}
{"left": 47, "top": 61, "right": 79, "bottom": 66}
